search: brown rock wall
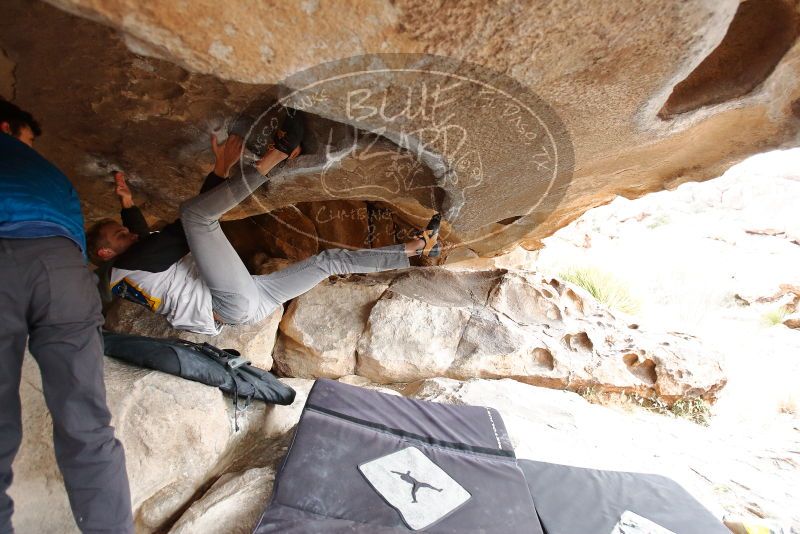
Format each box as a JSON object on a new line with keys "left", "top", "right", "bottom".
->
{"left": 1, "top": 0, "right": 796, "bottom": 254}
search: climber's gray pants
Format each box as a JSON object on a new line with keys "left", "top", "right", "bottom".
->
{"left": 0, "top": 237, "right": 133, "bottom": 534}
{"left": 180, "top": 166, "right": 410, "bottom": 324}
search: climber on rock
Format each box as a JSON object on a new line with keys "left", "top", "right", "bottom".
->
{"left": 0, "top": 100, "right": 134, "bottom": 533}
{"left": 87, "top": 108, "right": 442, "bottom": 335}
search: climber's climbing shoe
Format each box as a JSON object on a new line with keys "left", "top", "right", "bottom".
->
{"left": 270, "top": 107, "right": 304, "bottom": 159}
{"left": 415, "top": 213, "right": 442, "bottom": 258}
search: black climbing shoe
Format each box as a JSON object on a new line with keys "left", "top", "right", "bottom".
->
{"left": 416, "top": 213, "right": 441, "bottom": 258}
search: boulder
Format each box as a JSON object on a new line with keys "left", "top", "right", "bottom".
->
{"left": 356, "top": 293, "right": 472, "bottom": 382}
{"left": 274, "top": 277, "right": 390, "bottom": 378}
{"left": 275, "top": 269, "right": 726, "bottom": 403}
{"left": 104, "top": 299, "right": 282, "bottom": 370}
{"left": 252, "top": 255, "right": 292, "bottom": 276}
{"left": 168, "top": 467, "right": 275, "bottom": 534}
{"left": 298, "top": 200, "right": 372, "bottom": 251}
{"left": 9, "top": 353, "right": 313, "bottom": 532}
{"left": 3, "top": 0, "right": 800, "bottom": 256}
{"left": 368, "top": 205, "right": 399, "bottom": 248}
{"left": 784, "top": 312, "right": 800, "bottom": 329}
{"left": 249, "top": 209, "right": 319, "bottom": 262}
{"left": 488, "top": 272, "right": 564, "bottom": 325}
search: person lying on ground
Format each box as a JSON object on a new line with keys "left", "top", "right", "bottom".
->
{"left": 0, "top": 100, "right": 133, "bottom": 533}
{"left": 88, "top": 110, "right": 441, "bottom": 335}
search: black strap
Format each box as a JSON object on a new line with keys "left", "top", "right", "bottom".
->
{"left": 179, "top": 340, "right": 249, "bottom": 432}
{"left": 232, "top": 372, "right": 240, "bottom": 432}
{"left": 235, "top": 368, "right": 266, "bottom": 402}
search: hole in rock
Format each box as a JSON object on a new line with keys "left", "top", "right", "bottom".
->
{"left": 563, "top": 288, "right": 585, "bottom": 315}
{"left": 532, "top": 348, "right": 555, "bottom": 371}
{"left": 545, "top": 305, "right": 562, "bottom": 321}
{"left": 622, "top": 353, "right": 658, "bottom": 385}
{"left": 562, "top": 332, "right": 593, "bottom": 352}
{"left": 658, "top": 0, "right": 800, "bottom": 119}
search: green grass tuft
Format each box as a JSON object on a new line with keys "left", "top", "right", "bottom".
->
{"left": 628, "top": 393, "right": 711, "bottom": 425}
{"left": 578, "top": 389, "right": 712, "bottom": 426}
{"left": 761, "top": 306, "right": 789, "bottom": 327}
{"left": 670, "top": 398, "right": 712, "bottom": 425}
{"left": 646, "top": 214, "right": 670, "bottom": 229}
{"left": 560, "top": 267, "right": 640, "bottom": 314}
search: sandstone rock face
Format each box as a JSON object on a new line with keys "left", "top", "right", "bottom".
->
{"left": 298, "top": 200, "right": 372, "bottom": 251}
{"left": 784, "top": 312, "right": 800, "bottom": 329}
{"left": 104, "top": 299, "right": 282, "bottom": 370}
{"left": 10, "top": 353, "right": 312, "bottom": 533}
{"left": 273, "top": 269, "right": 726, "bottom": 403}
{"left": 252, "top": 255, "right": 292, "bottom": 276}
{"left": 168, "top": 467, "right": 275, "bottom": 534}
{"left": 532, "top": 150, "right": 800, "bottom": 420}
{"left": 274, "top": 277, "right": 390, "bottom": 378}
{"left": 1, "top": 0, "right": 798, "bottom": 257}
{"left": 111, "top": 365, "right": 232, "bottom": 531}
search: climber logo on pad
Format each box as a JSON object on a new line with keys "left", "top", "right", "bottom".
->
{"left": 391, "top": 470, "right": 443, "bottom": 503}
{"left": 359, "top": 446, "right": 471, "bottom": 531}
{"left": 236, "top": 53, "right": 574, "bottom": 256}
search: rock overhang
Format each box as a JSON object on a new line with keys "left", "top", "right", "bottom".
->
{"left": 1, "top": 0, "right": 798, "bottom": 257}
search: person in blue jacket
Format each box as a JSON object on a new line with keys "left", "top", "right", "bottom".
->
{"left": 0, "top": 100, "right": 133, "bottom": 534}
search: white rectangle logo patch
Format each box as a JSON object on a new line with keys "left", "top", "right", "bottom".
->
{"left": 359, "top": 446, "right": 471, "bottom": 531}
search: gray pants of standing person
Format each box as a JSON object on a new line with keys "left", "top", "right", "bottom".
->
{"left": 180, "top": 164, "right": 410, "bottom": 325}
{"left": 0, "top": 237, "right": 133, "bottom": 534}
